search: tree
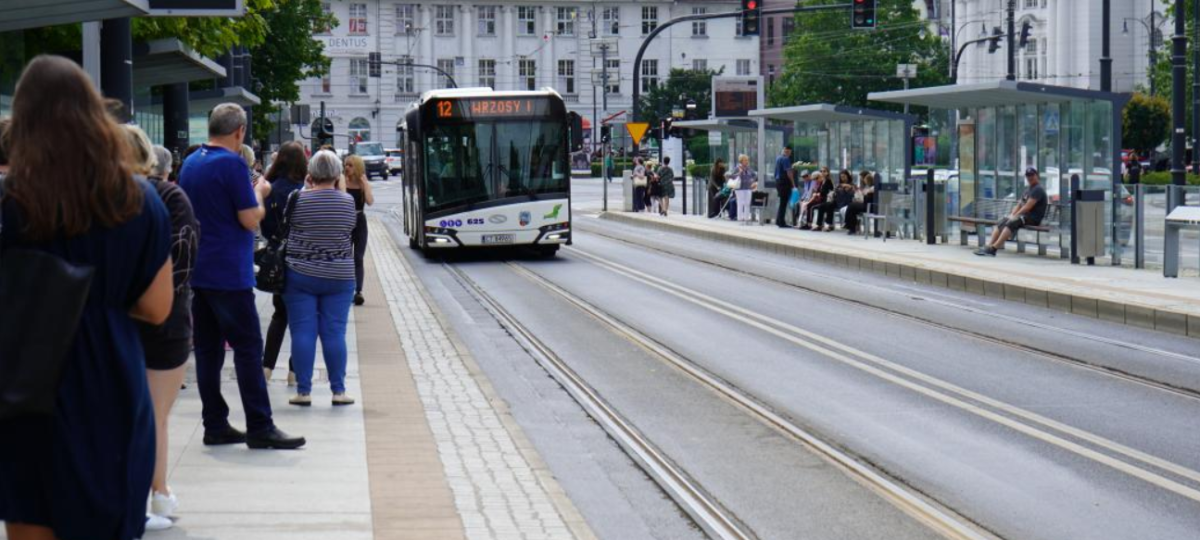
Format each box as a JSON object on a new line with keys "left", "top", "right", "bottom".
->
{"left": 636, "top": 67, "right": 722, "bottom": 123}
{"left": 1123, "top": 92, "right": 1170, "bottom": 154}
{"left": 248, "top": 0, "right": 335, "bottom": 144}
{"left": 771, "top": 0, "right": 950, "bottom": 112}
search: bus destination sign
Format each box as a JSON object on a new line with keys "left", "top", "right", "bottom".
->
{"left": 435, "top": 98, "right": 551, "bottom": 119}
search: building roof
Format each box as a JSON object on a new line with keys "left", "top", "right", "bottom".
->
{"left": 190, "top": 86, "right": 262, "bottom": 111}
{"left": 868, "top": 80, "right": 1131, "bottom": 109}
{"left": 749, "top": 104, "right": 914, "bottom": 124}
{"left": 1, "top": 0, "right": 146, "bottom": 33}
{"left": 132, "top": 39, "right": 226, "bottom": 88}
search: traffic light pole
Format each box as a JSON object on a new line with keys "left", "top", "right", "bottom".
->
{"left": 383, "top": 60, "right": 458, "bottom": 89}
{"left": 1006, "top": 0, "right": 1015, "bottom": 81}
{"left": 630, "top": 3, "right": 852, "bottom": 155}
{"left": 952, "top": 34, "right": 1008, "bottom": 82}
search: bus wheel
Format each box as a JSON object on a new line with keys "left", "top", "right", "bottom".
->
{"left": 537, "top": 245, "right": 559, "bottom": 258}
{"left": 409, "top": 237, "right": 420, "bottom": 250}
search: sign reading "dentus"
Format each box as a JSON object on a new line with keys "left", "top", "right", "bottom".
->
{"left": 314, "top": 36, "right": 372, "bottom": 57}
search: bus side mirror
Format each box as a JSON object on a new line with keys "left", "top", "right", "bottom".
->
{"left": 569, "top": 113, "right": 585, "bottom": 152}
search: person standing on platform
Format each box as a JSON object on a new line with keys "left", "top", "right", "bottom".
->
{"left": 343, "top": 154, "right": 374, "bottom": 306}
{"left": 179, "top": 103, "right": 305, "bottom": 450}
{"left": 774, "top": 146, "right": 795, "bottom": 228}
{"left": 261, "top": 141, "right": 308, "bottom": 384}
{"left": 729, "top": 154, "right": 758, "bottom": 224}
{"left": 656, "top": 156, "right": 676, "bottom": 216}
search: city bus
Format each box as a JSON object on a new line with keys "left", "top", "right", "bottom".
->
{"left": 400, "top": 88, "right": 580, "bottom": 256}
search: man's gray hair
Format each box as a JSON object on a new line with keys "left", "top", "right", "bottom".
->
{"left": 151, "top": 145, "right": 173, "bottom": 178}
{"left": 209, "top": 103, "right": 247, "bottom": 137}
{"left": 308, "top": 150, "right": 342, "bottom": 184}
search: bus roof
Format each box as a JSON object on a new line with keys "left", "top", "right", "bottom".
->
{"left": 409, "top": 87, "right": 563, "bottom": 112}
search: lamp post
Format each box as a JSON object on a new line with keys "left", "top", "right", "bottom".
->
{"left": 1171, "top": 0, "right": 1186, "bottom": 187}
{"left": 1123, "top": 13, "right": 1161, "bottom": 96}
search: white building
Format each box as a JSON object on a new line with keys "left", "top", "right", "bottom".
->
{"left": 952, "top": 0, "right": 1163, "bottom": 93}
{"left": 298, "top": 0, "right": 759, "bottom": 146}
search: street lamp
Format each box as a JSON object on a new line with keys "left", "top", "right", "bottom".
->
{"left": 1123, "top": 13, "right": 1162, "bottom": 96}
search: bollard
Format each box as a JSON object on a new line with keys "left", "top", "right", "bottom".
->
{"left": 1070, "top": 174, "right": 1080, "bottom": 265}
{"left": 924, "top": 169, "right": 935, "bottom": 245}
{"left": 1135, "top": 183, "right": 1145, "bottom": 269}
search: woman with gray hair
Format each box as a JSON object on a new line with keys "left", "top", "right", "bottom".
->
{"left": 122, "top": 128, "right": 200, "bottom": 530}
{"left": 283, "top": 150, "right": 358, "bottom": 407}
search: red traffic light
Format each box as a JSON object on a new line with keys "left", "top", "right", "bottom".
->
{"left": 746, "top": 0, "right": 757, "bottom": 9}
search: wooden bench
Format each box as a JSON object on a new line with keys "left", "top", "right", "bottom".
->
{"left": 948, "top": 198, "right": 1064, "bottom": 256}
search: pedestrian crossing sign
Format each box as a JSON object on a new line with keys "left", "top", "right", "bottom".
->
{"left": 626, "top": 122, "right": 650, "bottom": 143}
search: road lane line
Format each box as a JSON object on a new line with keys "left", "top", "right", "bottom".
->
{"left": 565, "top": 249, "right": 1200, "bottom": 503}
{"left": 504, "top": 262, "right": 996, "bottom": 540}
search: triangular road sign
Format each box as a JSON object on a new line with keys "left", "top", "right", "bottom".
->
{"left": 626, "top": 122, "right": 650, "bottom": 143}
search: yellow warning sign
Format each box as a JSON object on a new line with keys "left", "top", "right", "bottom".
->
{"left": 625, "top": 122, "right": 650, "bottom": 143}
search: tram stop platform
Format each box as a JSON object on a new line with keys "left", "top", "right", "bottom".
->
{"left": 600, "top": 211, "right": 1200, "bottom": 340}
{"left": 118, "top": 216, "right": 594, "bottom": 540}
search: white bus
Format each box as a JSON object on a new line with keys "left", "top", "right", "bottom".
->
{"left": 400, "top": 88, "right": 581, "bottom": 256}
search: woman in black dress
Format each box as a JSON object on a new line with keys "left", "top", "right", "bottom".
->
{"left": 343, "top": 155, "right": 374, "bottom": 306}
{"left": 0, "top": 55, "right": 173, "bottom": 540}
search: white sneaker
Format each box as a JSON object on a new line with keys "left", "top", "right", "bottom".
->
{"left": 150, "top": 490, "right": 178, "bottom": 517}
{"left": 145, "top": 513, "right": 173, "bottom": 531}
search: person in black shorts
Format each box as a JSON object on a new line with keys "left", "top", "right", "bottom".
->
{"left": 976, "top": 167, "right": 1048, "bottom": 256}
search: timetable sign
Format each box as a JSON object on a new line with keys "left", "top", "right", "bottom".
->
{"left": 147, "top": 0, "right": 245, "bottom": 16}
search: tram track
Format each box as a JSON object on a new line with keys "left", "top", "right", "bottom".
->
{"left": 574, "top": 218, "right": 1200, "bottom": 402}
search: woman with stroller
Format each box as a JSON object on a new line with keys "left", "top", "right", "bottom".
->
{"left": 708, "top": 158, "right": 727, "bottom": 218}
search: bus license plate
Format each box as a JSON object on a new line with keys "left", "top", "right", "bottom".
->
{"left": 482, "top": 234, "right": 514, "bottom": 245}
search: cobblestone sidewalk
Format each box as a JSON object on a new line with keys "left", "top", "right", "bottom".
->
{"left": 368, "top": 218, "right": 585, "bottom": 540}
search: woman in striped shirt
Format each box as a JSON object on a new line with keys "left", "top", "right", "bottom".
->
{"left": 284, "top": 150, "right": 358, "bottom": 407}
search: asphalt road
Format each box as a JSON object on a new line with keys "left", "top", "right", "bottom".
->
{"left": 368, "top": 176, "right": 1200, "bottom": 540}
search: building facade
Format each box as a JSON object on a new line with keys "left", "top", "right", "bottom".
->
{"left": 953, "top": 0, "right": 1162, "bottom": 93}
{"left": 297, "top": 0, "right": 759, "bottom": 147}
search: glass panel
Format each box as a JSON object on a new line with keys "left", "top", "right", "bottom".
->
{"left": 957, "top": 110, "right": 975, "bottom": 216}
{"left": 889, "top": 119, "right": 905, "bottom": 184}
{"left": 862, "top": 120, "right": 876, "bottom": 173}
{"left": 1041, "top": 103, "right": 1061, "bottom": 201}
{"left": 997, "top": 105, "right": 1017, "bottom": 200}
{"left": 976, "top": 107, "right": 997, "bottom": 204}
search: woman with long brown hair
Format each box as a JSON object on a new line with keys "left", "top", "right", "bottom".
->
{"left": 0, "top": 56, "right": 174, "bottom": 540}
{"left": 261, "top": 141, "right": 308, "bottom": 384}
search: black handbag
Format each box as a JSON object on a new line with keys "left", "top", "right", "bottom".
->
{"left": 254, "top": 190, "right": 299, "bottom": 294}
{"left": 0, "top": 179, "right": 95, "bottom": 420}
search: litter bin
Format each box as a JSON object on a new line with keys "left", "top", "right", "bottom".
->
{"left": 1072, "top": 189, "right": 1106, "bottom": 264}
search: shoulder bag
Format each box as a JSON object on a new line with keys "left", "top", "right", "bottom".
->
{"left": 254, "top": 190, "right": 299, "bottom": 294}
{"left": 0, "top": 178, "right": 96, "bottom": 420}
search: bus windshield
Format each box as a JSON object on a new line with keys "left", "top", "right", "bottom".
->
{"left": 423, "top": 119, "right": 567, "bottom": 214}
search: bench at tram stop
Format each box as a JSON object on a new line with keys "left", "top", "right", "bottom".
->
{"left": 947, "top": 198, "right": 1066, "bottom": 257}
{"left": 1164, "top": 204, "right": 1200, "bottom": 278}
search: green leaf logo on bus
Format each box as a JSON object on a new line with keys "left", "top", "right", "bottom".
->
{"left": 543, "top": 204, "right": 563, "bottom": 220}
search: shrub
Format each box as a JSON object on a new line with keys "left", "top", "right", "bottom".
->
{"left": 688, "top": 163, "right": 712, "bottom": 180}
{"left": 1138, "top": 171, "right": 1200, "bottom": 185}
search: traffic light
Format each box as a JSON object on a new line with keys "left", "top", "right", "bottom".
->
{"left": 851, "top": 0, "right": 876, "bottom": 29}
{"left": 311, "top": 117, "right": 334, "bottom": 152}
{"left": 987, "top": 26, "right": 1003, "bottom": 54}
{"left": 600, "top": 125, "right": 612, "bottom": 144}
{"left": 368, "top": 52, "right": 381, "bottom": 78}
{"left": 1018, "top": 21, "right": 1033, "bottom": 48}
{"left": 740, "top": 0, "right": 760, "bottom": 37}
{"left": 661, "top": 118, "right": 674, "bottom": 139}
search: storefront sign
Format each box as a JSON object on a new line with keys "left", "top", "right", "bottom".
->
{"left": 314, "top": 36, "right": 371, "bottom": 56}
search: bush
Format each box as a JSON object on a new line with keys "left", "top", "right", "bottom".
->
{"left": 1138, "top": 171, "right": 1200, "bottom": 185}
{"left": 688, "top": 163, "right": 712, "bottom": 180}
{"left": 590, "top": 160, "right": 633, "bottom": 178}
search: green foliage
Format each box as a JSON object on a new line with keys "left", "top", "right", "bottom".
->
{"left": 590, "top": 159, "right": 633, "bottom": 178}
{"left": 1138, "top": 171, "right": 1200, "bottom": 185}
{"left": 687, "top": 163, "right": 712, "bottom": 180}
{"left": 772, "top": 0, "right": 950, "bottom": 113}
{"left": 686, "top": 135, "right": 710, "bottom": 164}
{"left": 134, "top": 0, "right": 276, "bottom": 58}
{"left": 249, "top": 0, "right": 336, "bottom": 143}
{"left": 637, "top": 67, "right": 723, "bottom": 123}
{"left": 1123, "top": 93, "right": 1170, "bottom": 154}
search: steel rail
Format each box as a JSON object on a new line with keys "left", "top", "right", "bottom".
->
{"left": 501, "top": 262, "right": 997, "bottom": 540}
{"left": 443, "top": 263, "right": 756, "bottom": 540}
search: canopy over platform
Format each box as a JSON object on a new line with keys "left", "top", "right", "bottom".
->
{"left": 868, "top": 80, "right": 1130, "bottom": 110}
{"left": 190, "top": 86, "right": 262, "bottom": 111}
{"left": 133, "top": 39, "right": 226, "bottom": 89}
{"left": 1, "top": 0, "right": 147, "bottom": 32}
{"left": 674, "top": 118, "right": 759, "bottom": 133}
{"left": 750, "top": 104, "right": 914, "bottom": 124}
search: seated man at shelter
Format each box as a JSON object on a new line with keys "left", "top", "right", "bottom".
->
{"left": 975, "top": 167, "right": 1048, "bottom": 257}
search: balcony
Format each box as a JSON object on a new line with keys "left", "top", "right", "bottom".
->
{"left": 395, "top": 93, "right": 420, "bottom": 103}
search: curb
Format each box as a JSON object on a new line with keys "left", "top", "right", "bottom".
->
{"left": 600, "top": 212, "right": 1200, "bottom": 340}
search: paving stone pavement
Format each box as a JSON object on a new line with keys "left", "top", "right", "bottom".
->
{"left": 367, "top": 219, "right": 583, "bottom": 540}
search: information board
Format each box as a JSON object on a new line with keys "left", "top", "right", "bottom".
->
{"left": 147, "top": 0, "right": 244, "bottom": 16}
{"left": 712, "top": 76, "right": 762, "bottom": 118}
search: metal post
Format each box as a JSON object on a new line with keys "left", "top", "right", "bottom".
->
{"left": 1006, "top": 0, "right": 1016, "bottom": 81}
{"left": 601, "top": 45, "right": 609, "bottom": 213}
{"left": 162, "top": 83, "right": 190, "bottom": 156}
{"left": 1100, "top": 0, "right": 1112, "bottom": 91}
{"left": 99, "top": 18, "right": 133, "bottom": 123}
{"left": 1151, "top": 11, "right": 1158, "bottom": 96}
{"left": 1193, "top": 0, "right": 1200, "bottom": 174}
{"left": 1135, "top": 183, "right": 1145, "bottom": 269}
{"left": 1070, "top": 174, "right": 1080, "bottom": 264}
{"left": 82, "top": 22, "right": 102, "bottom": 89}
{"left": 949, "top": 0, "right": 956, "bottom": 79}
{"left": 924, "top": 168, "right": 935, "bottom": 244}
{"left": 1173, "top": 0, "right": 1188, "bottom": 186}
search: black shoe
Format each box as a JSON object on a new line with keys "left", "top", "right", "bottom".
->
{"left": 984, "top": 247, "right": 997, "bottom": 257}
{"left": 203, "top": 426, "right": 247, "bottom": 446}
{"left": 246, "top": 428, "right": 306, "bottom": 450}
{"left": 353, "top": 293, "right": 365, "bottom": 306}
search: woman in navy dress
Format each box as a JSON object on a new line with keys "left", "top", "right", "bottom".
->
{"left": 0, "top": 56, "right": 173, "bottom": 540}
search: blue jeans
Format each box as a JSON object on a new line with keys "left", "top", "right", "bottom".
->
{"left": 283, "top": 269, "right": 355, "bottom": 395}
{"left": 192, "top": 288, "right": 275, "bottom": 435}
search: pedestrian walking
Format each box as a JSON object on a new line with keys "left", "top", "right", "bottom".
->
{"left": 261, "top": 141, "right": 308, "bottom": 385}
{"left": 0, "top": 55, "right": 174, "bottom": 540}
{"left": 728, "top": 154, "right": 758, "bottom": 224}
{"left": 179, "top": 102, "right": 305, "bottom": 450}
{"left": 125, "top": 129, "right": 200, "bottom": 531}
{"left": 604, "top": 151, "right": 614, "bottom": 183}
{"left": 632, "top": 158, "right": 648, "bottom": 212}
{"left": 708, "top": 158, "right": 726, "bottom": 218}
{"left": 344, "top": 154, "right": 374, "bottom": 306}
{"left": 774, "top": 146, "right": 795, "bottom": 228}
{"left": 656, "top": 156, "right": 676, "bottom": 216}
{"left": 285, "top": 151, "right": 359, "bottom": 407}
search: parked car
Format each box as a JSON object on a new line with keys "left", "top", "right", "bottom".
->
{"left": 352, "top": 141, "right": 388, "bottom": 180}
{"left": 385, "top": 148, "right": 403, "bottom": 176}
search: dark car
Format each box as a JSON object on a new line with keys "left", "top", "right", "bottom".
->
{"left": 353, "top": 141, "right": 388, "bottom": 180}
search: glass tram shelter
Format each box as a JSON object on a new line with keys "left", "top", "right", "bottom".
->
{"left": 870, "top": 81, "right": 1130, "bottom": 263}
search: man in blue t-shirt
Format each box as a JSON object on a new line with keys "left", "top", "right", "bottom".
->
{"left": 774, "top": 146, "right": 795, "bottom": 228}
{"left": 179, "top": 103, "right": 305, "bottom": 450}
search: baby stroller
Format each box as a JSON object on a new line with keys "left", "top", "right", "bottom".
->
{"left": 711, "top": 186, "right": 735, "bottom": 219}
